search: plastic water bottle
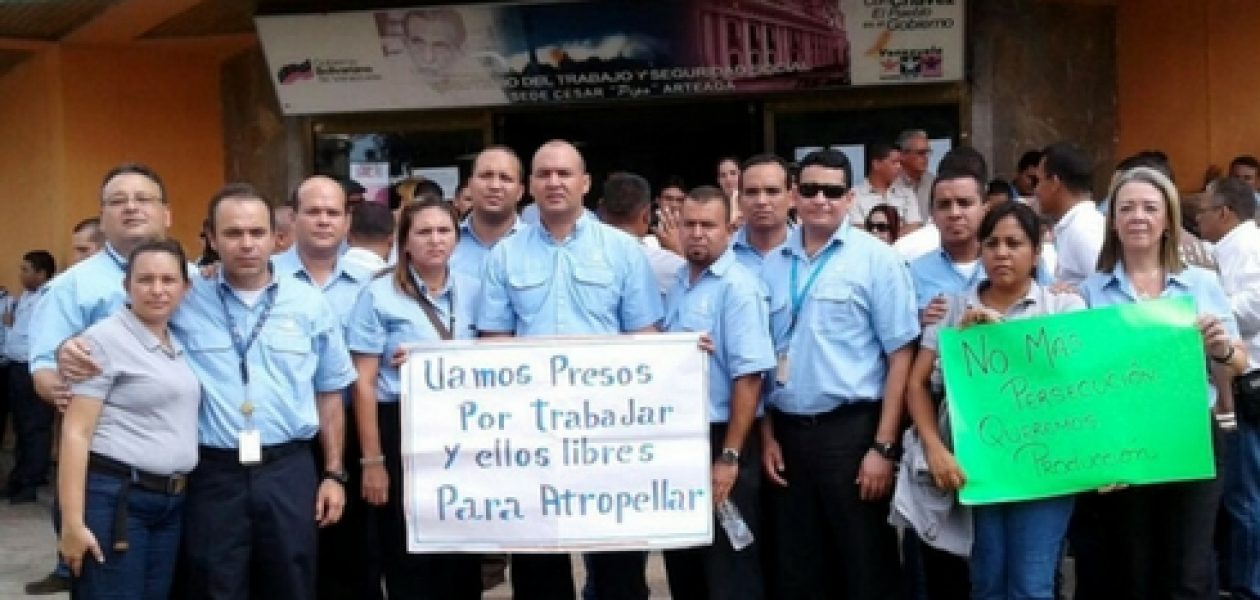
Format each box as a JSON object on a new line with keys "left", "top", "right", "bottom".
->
{"left": 717, "top": 500, "right": 754, "bottom": 551}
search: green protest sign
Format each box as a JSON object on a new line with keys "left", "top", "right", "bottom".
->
{"left": 938, "top": 296, "right": 1214, "bottom": 505}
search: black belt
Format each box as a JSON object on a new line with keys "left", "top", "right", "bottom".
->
{"left": 770, "top": 401, "right": 879, "bottom": 427}
{"left": 198, "top": 439, "right": 312, "bottom": 464}
{"left": 88, "top": 453, "right": 188, "bottom": 553}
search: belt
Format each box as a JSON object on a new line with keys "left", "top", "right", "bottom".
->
{"left": 199, "top": 439, "right": 312, "bottom": 464}
{"left": 88, "top": 453, "right": 188, "bottom": 553}
{"left": 770, "top": 401, "right": 879, "bottom": 427}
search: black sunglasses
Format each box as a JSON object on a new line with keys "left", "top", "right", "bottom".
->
{"left": 798, "top": 183, "right": 849, "bottom": 199}
{"left": 866, "top": 222, "right": 891, "bottom": 233}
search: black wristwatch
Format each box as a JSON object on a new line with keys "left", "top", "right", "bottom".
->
{"left": 322, "top": 469, "right": 349, "bottom": 485}
{"left": 871, "top": 441, "right": 903, "bottom": 461}
{"left": 717, "top": 448, "right": 740, "bottom": 465}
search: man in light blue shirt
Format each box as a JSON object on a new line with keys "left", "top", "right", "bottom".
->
{"left": 4, "top": 251, "right": 54, "bottom": 504}
{"left": 450, "top": 145, "right": 528, "bottom": 278}
{"left": 177, "top": 184, "right": 355, "bottom": 599}
{"left": 24, "top": 163, "right": 171, "bottom": 593}
{"left": 760, "top": 149, "right": 918, "bottom": 600}
{"left": 661, "top": 185, "right": 774, "bottom": 599}
{"left": 271, "top": 175, "right": 372, "bottom": 328}
{"left": 731, "top": 155, "right": 794, "bottom": 276}
{"left": 477, "top": 140, "right": 662, "bottom": 600}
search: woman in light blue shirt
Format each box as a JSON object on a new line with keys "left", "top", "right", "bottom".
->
{"left": 906, "top": 201, "right": 1083, "bottom": 600}
{"left": 347, "top": 199, "right": 481, "bottom": 598}
{"left": 1079, "top": 166, "right": 1246, "bottom": 598}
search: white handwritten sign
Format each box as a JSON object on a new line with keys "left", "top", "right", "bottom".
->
{"left": 400, "top": 334, "right": 712, "bottom": 552}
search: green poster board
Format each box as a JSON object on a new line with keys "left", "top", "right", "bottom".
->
{"left": 938, "top": 296, "right": 1215, "bottom": 505}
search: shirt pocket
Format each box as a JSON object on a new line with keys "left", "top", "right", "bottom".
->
{"left": 263, "top": 329, "right": 314, "bottom": 377}
{"left": 573, "top": 264, "right": 618, "bottom": 312}
{"left": 183, "top": 333, "right": 233, "bottom": 356}
{"left": 507, "top": 269, "right": 549, "bottom": 315}
{"left": 674, "top": 300, "right": 716, "bottom": 333}
{"left": 810, "top": 281, "right": 864, "bottom": 338}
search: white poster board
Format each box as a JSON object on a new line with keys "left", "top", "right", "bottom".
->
{"left": 399, "top": 334, "right": 712, "bottom": 553}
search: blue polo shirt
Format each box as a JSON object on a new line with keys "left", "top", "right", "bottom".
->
{"left": 663, "top": 250, "right": 775, "bottom": 422}
{"left": 28, "top": 244, "right": 129, "bottom": 372}
{"left": 730, "top": 225, "right": 789, "bottom": 276}
{"left": 346, "top": 270, "right": 480, "bottom": 402}
{"left": 910, "top": 247, "right": 1055, "bottom": 309}
{"left": 1080, "top": 263, "right": 1238, "bottom": 407}
{"left": 271, "top": 246, "right": 372, "bottom": 328}
{"left": 450, "top": 217, "right": 527, "bottom": 278}
{"left": 476, "top": 212, "right": 663, "bottom": 335}
{"left": 763, "top": 222, "right": 920, "bottom": 415}
{"left": 173, "top": 271, "right": 357, "bottom": 448}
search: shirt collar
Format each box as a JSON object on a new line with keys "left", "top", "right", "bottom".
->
{"left": 103, "top": 243, "right": 128, "bottom": 270}
{"left": 1216, "top": 220, "right": 1257, "bottom": 254}
{"left": 460, "top": 215, "right": 522, "bottom": 247}
{"left": 274, "top": 245, "right": 366, "bottom": 285}
{"left": 537, "top": 210, "right": 595, "bottom": 244}
{"left": 118, "top": 307, "right": 184, "bottom": 356}
{"left": 1101, "top": 261, "right": 1190, "bottom": 300}
{"left": 408, "top": 265, "right": 454, "bottom": 299}
{"left": 783, "top": 220, "right": 852, "bottom": 260}
{"left": 966, "top": 280, "right": 1042, "bottom": 314}
{"left": 215, "top": 264, "right": 279, "bottom": 300}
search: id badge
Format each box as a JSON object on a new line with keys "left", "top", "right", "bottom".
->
{"left": 776, "top": 353, "right": 791, "bottom": 385}
{"left": 239, "top": 429, "right": 262, "bottom": 465}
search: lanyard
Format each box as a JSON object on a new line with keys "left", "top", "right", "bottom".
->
{"left": 216, "top": 284, "right": 278, "bottom": 386}
{"left": 407, "top": 269, "right": 455, "bottom": 340}
{"left": 789, "top": 243, "right": 840, "bottom": 328}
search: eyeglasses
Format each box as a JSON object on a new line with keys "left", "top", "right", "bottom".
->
{"left": 798, "top": 183, "right": 849, "bottom": 199}
{"left": 866, "top": 222, "right": 891, "bottom": 233}
{"left": 103, "top": 194, "right": 163, "bottom": 208}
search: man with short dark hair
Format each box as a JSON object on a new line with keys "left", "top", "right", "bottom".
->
{"left": 662, "top": 184, "right": 774, "bottom": 599}
{"left": 896, "top": 129, "right": 935, "bottom": 219}
{"left": 70, "top": 218, "right": 105, "bottom": 266}
{"left": 598, "top": 172, "right": 684, "bottom": 295}
{"left": 344, "top": 201, "right": 396, "bottom": 273}
{"left": 450, "top": 146, "right": 527, "bottom": 277}
{"left": 1035, "top": 142, "right": 1104, "bottom": 285}
{"left": 1013, "top": 150, "right": 1043, "bottom": 198}
{"left": 274, "top": 204, "right": 296, "bottom": 255}
{"left": 4, "top": 250, "right": 56, "bottom": 504}
{"left": 851, "top": 142, "right": 923, "bottom": 230}
{"left": 1200, "top": 176, "right": 1260, "bottom": 600}
{"left": 761, "top": 148, "right": 918, "bottom": 599}
{"left": 731, "top": 154, "right": 794, "bottom": 275}
{"left": 1230, "top": 155, "right": 1260, "bottom": 193}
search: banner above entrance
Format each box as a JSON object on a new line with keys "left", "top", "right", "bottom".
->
{"left": 256, "top": 0, "right": 965, "bottom": 115}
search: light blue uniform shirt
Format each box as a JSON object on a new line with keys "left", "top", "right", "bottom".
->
{"left": 449, "top": 217, "right": 526, "bottom": 278}
{"left": 28, "top": 245, "right": 129, "bottom": 372}
{"left": 763, "top": 222, "right": 920, "bottom": 414}
{"left": 346, "top": 270, "right": 480, "bottom": 402}
{"left": 4, "top": 286, "right": 48, "bottom": 362}
{"left": 477, "top": 212, "right": 663, "bottom": 335}
{"left": 172, "top": 271, "right": 357, "bottom": 448}
{"left": 1080, "top": 263, "right": 1238, "bottom": 407}
{"left": 271, "top": 246, "right": 372, "bottom": 328}
{"left": 730, "top": 225, "right": 789, "bottom": 276}
{"left": 909, "top": 247, "right": 1055, "bottom": 309}
{"left": 664, "top": 250, "right": 775, "bottom": 422}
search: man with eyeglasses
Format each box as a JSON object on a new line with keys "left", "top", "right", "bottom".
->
{"left": 23, "top": 163, "right": 172, "bottom": 595}
{"left": 759, "top": 148, "right": 918, "bottom": 599}
{"left": 895, "top": 129, "right": 936, "bottom": 220}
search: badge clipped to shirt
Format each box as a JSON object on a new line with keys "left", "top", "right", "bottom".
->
{"left": 776, "top": 353, "right": 791, "bottom": 385}
{"left": 239, "top": 429, "right": 261, "bottom": 465}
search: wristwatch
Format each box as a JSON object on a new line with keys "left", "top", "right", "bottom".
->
{"left": 871, "top": 441, "right": 903, "bottom": 461}
{"left": 717, "top": 448, "right": 740, "bottom": 465}
{"left": 321, "top": 469, "right": 349, "bottom": 485}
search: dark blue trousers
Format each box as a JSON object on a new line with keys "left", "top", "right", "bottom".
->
{"left": 183, "top": 442, "right": 317, "bottom": 600}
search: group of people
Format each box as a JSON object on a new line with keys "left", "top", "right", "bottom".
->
{"left": 1, "top": 130, "right": 1258, "bottom": 600}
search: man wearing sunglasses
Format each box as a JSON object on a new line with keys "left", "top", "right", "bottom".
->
{"left": 759, "top": 148, "right": 918, "bottom": 600}
{"left": 895, "top": 129, "right": 936, "bottom": 220}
